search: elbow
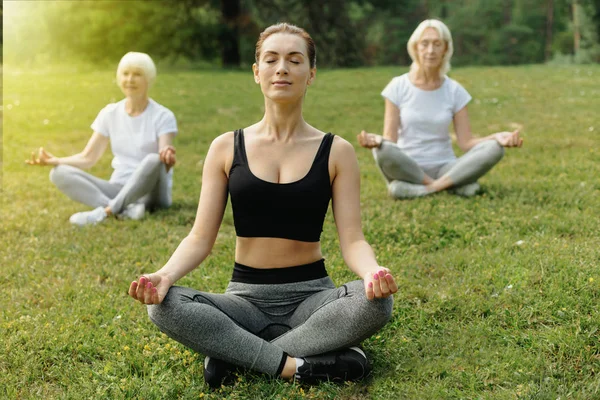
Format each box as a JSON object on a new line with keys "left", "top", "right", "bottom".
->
{"left": 339, "top": 237, "right": 370, "bottom": 260}
{"left": 187, "top": 230, "right": 217, "bottom": 252}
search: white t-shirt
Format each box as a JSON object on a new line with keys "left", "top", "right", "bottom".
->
{"left": 91, "top": 98, "right": 178, "bottom": 186}
{"left": 381, "top": 73, "right": 471, "bottom": 167}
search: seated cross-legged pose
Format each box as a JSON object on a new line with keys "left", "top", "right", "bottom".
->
{"left": 26, "top": 52, "right": 178, "bottom": 225}
{"left": 128, "top": 23, "right": 397, "bottom": 388}
{"left": 358, "top": 19, "right": 523, "bottom": 199}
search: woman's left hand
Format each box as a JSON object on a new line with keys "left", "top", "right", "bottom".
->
{"left": 357, "top": 130, "right": 383, "bottom": 149}
{"left": 493, "top": 129, "right": 523, "bottom": 148}
{"left": 364, "top": 267, "right": 398, "bottom": 300}
{"left": 159, "top": 145, "right": 177, "bottom": 172}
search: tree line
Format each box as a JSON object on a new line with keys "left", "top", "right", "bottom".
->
{"left": 3, "top": 0, "right": 600, "bottom": 67}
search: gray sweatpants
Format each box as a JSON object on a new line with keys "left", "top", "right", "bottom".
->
{"left": 372, "top": 139, "right": 505, "bottom": 187}
{"left": 147, "top": 277, "right": 393, "bottom": 376}
{"left": 49, "top": 153, "right": 171, "bottom": 214}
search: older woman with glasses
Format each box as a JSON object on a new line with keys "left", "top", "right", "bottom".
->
{"left": 358, "top": 19, "right": 522, "bottom": 199}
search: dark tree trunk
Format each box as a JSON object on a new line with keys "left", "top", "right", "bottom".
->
{"left": 573, "top": 0, "right": 580, "bottom": 53}
{"left": 503, "top": 0, "right": 512, "bottom": 25}
{"left": 440, "top": 0, "right": 448, "bottom": 19}
{"left": 220, "top": 0, "right": 241, "bottom": 66}
{"left": 545, "top": 0, "right": 554, "bottom": 61}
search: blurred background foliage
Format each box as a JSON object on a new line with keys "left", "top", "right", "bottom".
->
{"left": 3, "top": 0, "right": 600, "bottom": 68}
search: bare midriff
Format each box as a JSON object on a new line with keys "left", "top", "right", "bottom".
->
{"left": 235, "top": 237, "right": 323, "bottom": 269}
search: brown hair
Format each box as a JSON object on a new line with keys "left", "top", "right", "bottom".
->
{"left": 255, "top": 23, "right": 317, "bottom": 68}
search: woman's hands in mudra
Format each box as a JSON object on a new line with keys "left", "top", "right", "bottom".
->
{"left": 364, "top": 267, "right": 398, "bottom": 300}
{"left": 159, "top": 145, "right": 177, "bottom": 172}
{"left": 493, "top": 129, "right": 523, "bottom": 148}
{"left": 129, "top": 273, "right": 172, "bottom": 305}
{"left": 26, "top": 147, "right": 58, "bottom": 166}
{"left": 357, "top": 130, "right": 383, "bottom": 149}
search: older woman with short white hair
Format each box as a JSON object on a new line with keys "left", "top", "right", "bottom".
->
{"left": 358, "top": 19, "right": 522, "bottom": 198}
{"left": 27, "top": 52, "right": 178, "bottom": 224}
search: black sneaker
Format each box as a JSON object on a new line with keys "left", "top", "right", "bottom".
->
{"left": 295, "top": 347, "right": 371, "bottom": 384}
{"left": 203, "top": 356, "right": 236, "bottom": 389}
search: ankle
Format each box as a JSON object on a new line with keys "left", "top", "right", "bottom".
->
{"left": 424, "top": 184, "right": 436, "bottom": 193}
{"left": 280, "top": 356, "right": 297, "bottom": 379}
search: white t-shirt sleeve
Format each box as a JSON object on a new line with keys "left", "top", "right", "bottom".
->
{"left": 156, "top": 108, "right": 178, "bottom": 137}
{"left": 90, "top": 105, "right": 112, "bottom": 137}
{"left": 452, "top": 82, "right": 472, "bottom": 113}
{"left": 381, "top": 77, "right": 403, "bottom": 107}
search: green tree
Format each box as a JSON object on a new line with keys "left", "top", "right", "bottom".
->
{"left": 3, "top": 0, "right": 597, "bottom": 68}
{"left": 4, "top": 1, "right": 224, "bottom": 66}
{"left": 248, "top": 0, "right": 367, "bottom": 67}
{"left": 574, "top": 0, "right": 600, "bottom": 62}
{"left": 358, "top": 0, "right": 427, "bottom": 66}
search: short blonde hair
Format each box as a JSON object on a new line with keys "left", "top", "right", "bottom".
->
{"left": 116, "top": 52, "right": 157, "bottom": 85}
{"left": 407, "top": 19, "right": 453, "bottom": 78}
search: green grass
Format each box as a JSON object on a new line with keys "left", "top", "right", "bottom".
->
{"left": 2, "top": 64, "right": 599, "bottom": 399}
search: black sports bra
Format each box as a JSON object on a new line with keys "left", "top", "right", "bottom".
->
{"left": 228, "top": 129, "right": 334, "bottom": 242}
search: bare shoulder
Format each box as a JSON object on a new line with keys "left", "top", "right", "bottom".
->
{"left": 328, "top": 135, "right": 359, "bottom": 182}
{"left": 210, "top": 131, "right": 235, "bottom": 151}
{"left": 330, "top": 135, "right": 357, "bottom": 160}
{"left": 204, "top": 131, "right": 236, "bottom": 175}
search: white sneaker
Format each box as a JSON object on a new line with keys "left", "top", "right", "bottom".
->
{"left": 453, "top": 182, "right": 480, "bottom": 197}
{"left": 69, "top": 207, "right": 108, "bottom": 226}
{"left": 120, "top": 203, "right": 145, "bottom": 220}
{"left": 388, "top": 180, "right": 428, "bottom": 199}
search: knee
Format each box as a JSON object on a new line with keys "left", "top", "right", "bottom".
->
{"left": 147, "top": 300, "right": 168, "bottom": 326}
{"left": 131, "top": 153, "right": 163, "bottom": 182}
{"left": 49, "top": 166, "right": 59, "bottom": 184}
{"left": 355, "top": 295, "right": 393, "bottom": 333}
{"left": 373, "top": 141, "right": 395, "bottom": 161}
{"left": 147, "top": 286, "right": 185, "bottom": 326}
{"left": 145, "top": 152, "right": 161, "bottom": 163}
{"left": 141, "top": 153, "right": 162, "bottom": 169}
{"left": 369, "top": 295, "right": 394, "bottom": 325}
{"left": 482, "top": 140, "right": 505, "bottom": 163}
{"left": 49, "top": 165, "right": 71, "bottom": 186}
{"left": 347, "top": 281, "right": 394, "bottom": 326}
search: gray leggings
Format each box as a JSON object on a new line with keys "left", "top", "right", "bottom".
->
{"left": 49, "top": 153, "right": 171, "bottom": 213}
{"left": 372, "top": 139, "right": 505, "bottom": 187}
{"left": 147, "top": 277, "right": 393, "bottom": 376}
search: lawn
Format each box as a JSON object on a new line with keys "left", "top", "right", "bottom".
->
{"left": 1, "top": 64, "right": 599, "bottom": 399}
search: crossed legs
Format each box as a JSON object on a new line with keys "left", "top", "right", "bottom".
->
{"left": 49, "top": 153, "right": 171, "bottom": 216}
{"left": 147, "top": 279, "right": 393, "bottom": 377}
{"left": 372, "top": 140, "right": 505, "bottom": 198}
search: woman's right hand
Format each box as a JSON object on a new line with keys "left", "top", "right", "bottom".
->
{"left": 129, "top": 273, "right": 172, "bottom": 304}
{"left": 25, "top": 147, "right": 58, "bottom": 166}
{"left": 493, "top": 129, "right": 523, "bottom": 148}
{"left": 357, "top": 130, "right": 383, "bottom": 149}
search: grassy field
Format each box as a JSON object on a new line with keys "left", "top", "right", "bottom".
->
{"left": 1, "top": 64, "right": 599, "bottom": 399}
